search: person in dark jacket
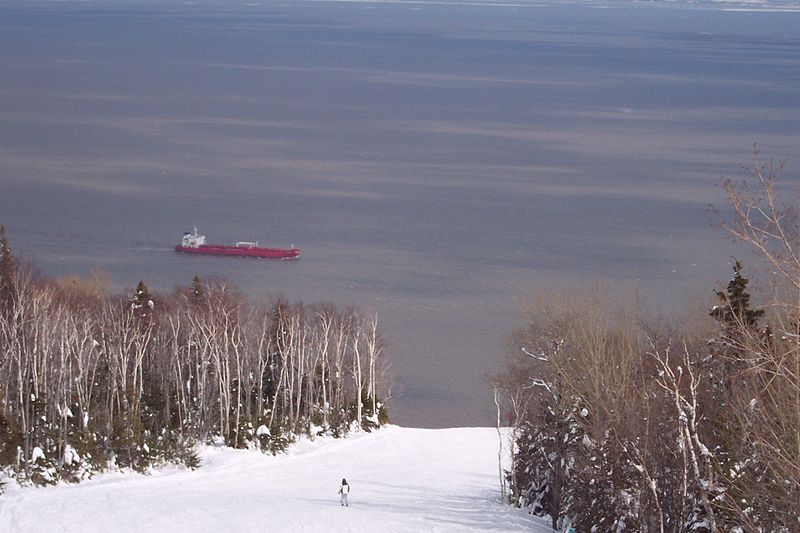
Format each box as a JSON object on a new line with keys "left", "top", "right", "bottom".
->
{"left": 338, "top": 478, "right": 350, "bottom": 507}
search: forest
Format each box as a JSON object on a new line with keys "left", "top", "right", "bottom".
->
{"left": 494, "top": 154, "right": 799, "bottom": 531}
{"left": 0, "top": 236, "right": 390, "bottom": 487}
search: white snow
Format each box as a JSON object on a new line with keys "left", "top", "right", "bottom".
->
{"left": 0, "top": 426, "right": 549, "bottom": 532}
{"left": 63, "top": 445, "right": 80, "bottom": 466}
{"left": 30, "top": 447, "right": 45, "bottom": 463}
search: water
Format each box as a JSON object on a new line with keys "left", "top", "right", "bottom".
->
{"left": 1, "top": 0, "right": 799, "bottom": 427}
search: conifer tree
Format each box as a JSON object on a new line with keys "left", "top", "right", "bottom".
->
{"left": 189, "top": 275, "right": 205, "bottom": 305}
{"left": 130, "top": 280, "right": 155, "bottom": 321}
{"left": 706, "top": 262, "right": 769, "bottom": 527}
{"left": 0, "top": 225, "right": 16, "bottom": 314}
{"left": 0, "top": 225, "right": 12, "bottom": 273}
{"left": 710, "top": 260, "right": 764, "bottom": 330}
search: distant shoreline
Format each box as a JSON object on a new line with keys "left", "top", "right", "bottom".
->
{"left": 6, "top": 0, "right": 800, "bottom": 13}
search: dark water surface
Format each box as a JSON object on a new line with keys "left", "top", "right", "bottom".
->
{"left": 2, "top": 0, "right": 799, "bottom": 427}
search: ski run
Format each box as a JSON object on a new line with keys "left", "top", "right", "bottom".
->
{"left": 0, "top": 426, "right": 550, "bottom": 532}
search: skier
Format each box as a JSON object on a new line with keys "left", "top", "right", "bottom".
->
{"left": 338, "top": 478, "right": 350, "bottom": 507}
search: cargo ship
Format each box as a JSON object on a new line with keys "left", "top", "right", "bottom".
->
{"left": 174, "top": 227, "right": 300, "bottom": 259}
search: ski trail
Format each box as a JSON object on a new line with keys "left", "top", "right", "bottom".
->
{"left": 0, "top": 427, "right": 550, "bottom": 532}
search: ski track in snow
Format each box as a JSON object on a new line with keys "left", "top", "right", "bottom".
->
{"left": 0, "top": 427, "right": 549, "bottom": 532}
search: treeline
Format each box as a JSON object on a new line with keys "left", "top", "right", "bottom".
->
{"left": 0, "top": 233, "right": 390, "bottom": 487}
{"left": 494, "top": 154, "right": 799, "bottom": 531}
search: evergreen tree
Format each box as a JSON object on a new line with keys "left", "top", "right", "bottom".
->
{"left": 189, "top": 275, "right": 205, "bottom": 305}
{"left": 509, "top": 392, "right": 584, "bottom": 530}
{"left": 710, "top": 260, "right": 764, "bottom": 330}
{"left": 0, "top": 225, "right": 12, "bottom": 273}
{"left": 0, "top": 412, "right": 23, "bottom": 469}
{"left": 0, "top": 224, "right": 16, "bottom": 314}
{"left": 130, "top": 280, "right": 155, "bottom": 321}
{"left": 707, "top": 260, "right": 768, "bottom": 527}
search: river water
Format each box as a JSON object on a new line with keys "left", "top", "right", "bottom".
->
{"left": 1, "top": 0, "right": 799, "bottom": 427}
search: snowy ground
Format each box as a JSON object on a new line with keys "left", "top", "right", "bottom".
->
{"left": 0, "top": 427, "right": 549, "bottom": 532}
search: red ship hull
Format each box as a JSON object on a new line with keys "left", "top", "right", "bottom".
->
{"left": 175, "top": 244, "right": 300, "bottom": 259}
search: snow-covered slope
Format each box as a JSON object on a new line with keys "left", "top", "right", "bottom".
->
{"left": 0, "top": 427, "right": 549, "bottom": 532}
